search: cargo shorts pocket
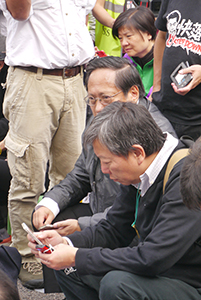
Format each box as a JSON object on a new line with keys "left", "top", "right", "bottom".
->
{"left": 5, "top": 133, "right": 32, "bottom": 190}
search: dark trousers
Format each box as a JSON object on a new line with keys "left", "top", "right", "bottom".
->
{"left": 43, "top": 203, "right": 92, "bottom": 293}
{"left": 55, "top": 269, "right": 201, "bottom": 300}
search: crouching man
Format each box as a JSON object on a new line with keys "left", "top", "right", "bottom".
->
{"left": 28, "top": 102, "right": 201, "bottom": 300}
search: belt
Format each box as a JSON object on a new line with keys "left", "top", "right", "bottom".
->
{"left": 15, "top": 65, "right": 81, "bottom": 78}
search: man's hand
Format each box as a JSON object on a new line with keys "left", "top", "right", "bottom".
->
{"left": 53, "top": 219, "right": 81, "bottom": 236}
{"left": 27, "top": 229, "right": 65, "bottom": 254}
{"left": 27, "top": 230, "right": 78, "bottom": 270}
{"left": 36, "top": 243, "right": 78, "bottom": 270}
{"left": 171, "top": 64, "right": 201, "bottom": 96}
{"left": 33, "top": 207, "right": 55, "bottom": 230}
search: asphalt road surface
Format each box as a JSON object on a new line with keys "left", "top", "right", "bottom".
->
{"left": 17, "top": 280, "right": 65, "bottom": 300}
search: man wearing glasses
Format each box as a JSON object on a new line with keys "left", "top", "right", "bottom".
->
{"left": 29, "top": 101, "right": 201, "bottom": 300}
{"left": 33, "top": 56, "right": 176, "bottom": 236}
{"left": 32, "top": 56, "right": 176, "bottom": 292}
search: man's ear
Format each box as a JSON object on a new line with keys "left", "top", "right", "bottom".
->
{"left": 127, "top": 85, "right": 139, "bottom": 103}
{"left": 131, "top": 144, "right": 145, "bottom": 164}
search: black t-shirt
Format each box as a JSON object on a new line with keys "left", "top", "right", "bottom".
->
{"left": 152, "top": 0, "right": 201, "bottom": 125}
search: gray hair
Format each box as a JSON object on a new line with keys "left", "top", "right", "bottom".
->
{"left": 84, "top": 101, "right": 166, "bottom": 157}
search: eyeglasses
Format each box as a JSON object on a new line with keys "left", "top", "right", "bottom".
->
{"left": 84, "top": 91, "right": 123, "bottom": 107}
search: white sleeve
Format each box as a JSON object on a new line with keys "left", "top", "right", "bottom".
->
{"left": 35, "top": 197, "right": 60, "bottom": 218}
{"left": 63, "top": 237, "right": 74, "bottom": 247}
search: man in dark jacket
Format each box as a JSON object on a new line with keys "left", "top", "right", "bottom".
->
{"left": 33, "top": 56, "right": 176, "bottom": 235}
{"left": 28, "top": 102, "right": 201, "bottom": 300}
{"left": 34, "top": 56, "right": 177, "bottom": 293}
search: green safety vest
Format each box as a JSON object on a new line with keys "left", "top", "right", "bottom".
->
{"left": 95, "top": 0, "right": 125, "bottom": 57}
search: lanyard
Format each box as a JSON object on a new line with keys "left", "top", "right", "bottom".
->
{"left": 131, "top": 183, "right": 141, "bottom": 238}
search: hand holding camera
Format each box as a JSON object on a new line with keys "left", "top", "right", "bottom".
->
{"left": 170, "top": 62, "right": 193, "bottom": 89}
{"left": 171, "top": 63, "right": 201, "bottom": 96}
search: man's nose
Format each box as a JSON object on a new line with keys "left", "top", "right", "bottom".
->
{"left": 95, "top": 99, "right": 104, "bottom": 114}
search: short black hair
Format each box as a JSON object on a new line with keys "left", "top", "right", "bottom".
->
{"left": 112, "top": 6, "right": 157, "bottom": 41}
{"left": 0, "top": 269, "right": 20, "bottom": 300}
{"left": 180, "top": 138, "right": 201, "bottom": 210}
{"left": 85, "top": 56, "right": 145, "bottom": 98}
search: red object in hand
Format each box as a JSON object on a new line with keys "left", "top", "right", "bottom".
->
{"left": 35, "top": 244, "right": 54, "bottom": 254}
{"left": 96, "top": 50, "right": 107, "bottom": 57}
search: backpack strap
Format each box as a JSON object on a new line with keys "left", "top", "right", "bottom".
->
{"left": 163, "top": 148, "right": 190, "bottom": 194}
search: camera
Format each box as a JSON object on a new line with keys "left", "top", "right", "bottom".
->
{"left": 170, "top": 62, "right": 193, "bottom": 89}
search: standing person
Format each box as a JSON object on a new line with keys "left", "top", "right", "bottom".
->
{"left": 112, "top": 6, "right": 156, "bottom": 98}
{"left": 152, "top": 0, "right": 201, "bottom": 140}
{"left": 0, "top": 0, "right": 95, "bottom": 290}
{"left": 28, "top": 102, "right": 201, "bottom": 300}
{"left": 92, "top": 0, "right": 125, "bottom": 56}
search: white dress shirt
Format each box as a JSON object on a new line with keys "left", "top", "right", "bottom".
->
{"left": 133, "top": 132, "right": 179, "bottom": 196}
{"left": 0, "top": 0, "right": 95, "bottom": 68}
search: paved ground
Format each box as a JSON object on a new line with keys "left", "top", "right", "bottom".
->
{"left": 17, "top": 280, "right": 65, "bottom": 300}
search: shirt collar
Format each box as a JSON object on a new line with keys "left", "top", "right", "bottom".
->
{"left": 133, "top": 133, "right": 179, "bottom": 196}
